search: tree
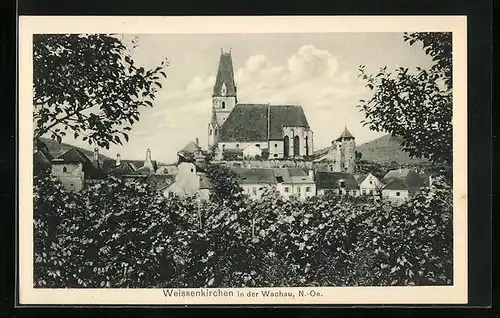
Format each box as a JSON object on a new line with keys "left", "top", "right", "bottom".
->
{"left": 205, "top": 164, "right": 243, "bottom": 204}
{"left": 33, "top": 34, "right": 168, "bottom": 150}
{"left": 358, "top": 32, "right": 452, "bottom": 164}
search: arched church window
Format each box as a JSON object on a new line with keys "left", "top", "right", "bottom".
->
{"left": 221, "top": 101, "right": 226, "bottom": 109}
{"left": 293, "top": 135, "right": 300, "bottom": 157}
{"left": 209, "top": 129, "right": 212, "bottom": 135}
{"left": 283, "top": 136, "right": 290, "bottom": 158}
{"left": 63, "top": 166, "right": 67, "bottom": 173}
{"left": 215, "top": 129, "right": 218, "bottom": 136}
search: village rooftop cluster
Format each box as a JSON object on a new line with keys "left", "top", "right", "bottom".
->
{"left": 34, "top": 49, "right": 431, "bottom": 203}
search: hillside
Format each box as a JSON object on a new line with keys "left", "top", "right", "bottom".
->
{"left": 313, "top": 134, "right": 428, "bottom": 165}
{"left": 357, "top": 135, "right": 428, "bottom": 164}
{"left": 39, "top": 137, "right": 112, "bottom": 162}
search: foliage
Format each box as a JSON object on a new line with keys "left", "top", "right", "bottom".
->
{"left": 33, "top": 34, "right": 168, "bottom": 150}
{"left": 204, "top": 164, "right": 244, "bottom": 205}
{"left": 34, "top": 172, "right": 452, "bottom": 288}
{"left": 357, "top": 32, "right": 452, "bottom": 164}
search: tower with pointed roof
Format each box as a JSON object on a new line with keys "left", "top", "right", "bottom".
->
{"left": 333, "top": 127, "right": 356, "bottom": 173}
{"left": 208, "top": 48, "right": 238, "bottom": 148}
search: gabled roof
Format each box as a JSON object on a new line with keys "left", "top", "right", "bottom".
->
{"left": 383, "top": 178, "right": 407, "bottom": 190}
{"left": 213, "top": 52, "right": 237, "bottom": 97}
{"left": 54, "top": 148, "right": 105, "bottom": 179}
{"left": 335, "top": 127, "right": 355, "bottom": 140}
{"left": 34, "top": 150, "right": 53, "bottom": 172}
{"left": 231, "top": 167, "right": 277, "bottom": 185}
{"left": 180, "top": 141, "right": 201, "bottom": 154}
{"left": 315, "top": 172, "right": 359, "bottom": 189}
{"left": 273, "top": 168, "right": 292, "bottom": 184}
{"left": 382, "top": 168, "right": 425, "bottom": 192}
{"left": 218, "top": 104, "right": 310, "bottom": 142}
{"left": 147, "top": 174, "right": 176, "bottom": 191}
{"left": 101, "top": 158, "right": 157, "bottom": 174}
{"left": 354, "top": 173, "right": 369, "bottom": 184}
{"left": 107, "top": 162, "right": 137, "bottom": 178}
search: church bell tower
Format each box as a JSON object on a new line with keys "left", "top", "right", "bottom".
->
{"left": 208, "top": 48, "right": 238, "bottom": 148}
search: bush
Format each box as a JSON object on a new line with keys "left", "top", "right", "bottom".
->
{"left": 34, "top": 172, "right": 453, "bottom": 288}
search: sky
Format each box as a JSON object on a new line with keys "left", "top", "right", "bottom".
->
{"left": 47, "top": 33, "right": 433, "bottom": 164}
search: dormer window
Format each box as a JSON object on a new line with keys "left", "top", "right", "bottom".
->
{"left": 339, "top": 180, "right": 346, "bottom": 188}
{"left": 62, "top": 166, "right": 67, "bottom": 173}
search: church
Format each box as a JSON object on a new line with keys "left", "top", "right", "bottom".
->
{"left": 207, "top": 49, "right": 314, "bottom": 160}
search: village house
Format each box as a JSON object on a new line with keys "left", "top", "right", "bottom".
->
{"left": 102, "top": 149, "right": 159, "bottom": 183}
{"left": 50, "top": 147, "right": 106, "bottom": 192}
{"left": 381, "top": 178, "right": 410, "bottom": 202}
{"left": 357, "top": 172, "right": 385, "bottom": 197}
{"left": 314, "top": 171, "right": 360, "bottom": 197}
{"left": 231, "top": 167, "right": 315, "bottom": 201}
{"left": 207, "top": 49, "right": 314, "bottom": 160}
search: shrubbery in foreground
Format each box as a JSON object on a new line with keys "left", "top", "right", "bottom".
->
{"left": 34, "top": 172, "right": 452, "bottom": 288}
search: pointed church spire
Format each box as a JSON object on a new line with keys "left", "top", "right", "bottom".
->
{"left": 213, "top": 48, "right": 237, "bottom": 97}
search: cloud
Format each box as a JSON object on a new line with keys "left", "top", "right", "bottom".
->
{"left": 186, "top": 75, "right": 216, "bottom": 93}
{"left": 287, "top": 44, "right": 339, "bottom": 81}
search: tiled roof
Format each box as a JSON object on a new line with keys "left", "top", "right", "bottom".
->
{"left": 273, "top": 168, "right": 292, "bottom": 184}
{"left": 213, "top": 52, "right": 237, "bottom": 97}
{"left": 107, "top": 162, "right": 137, "bottom": 178}
{"left": 101, "top": 159, "right": 157, "bottom": 174}
{"left": 382, "top": 168, "right": 425, "bottom": 192}
{"left": 33, "top": 150, "right": 53, "bottom": 172}
{"left": 218, "top": 104, "right": 310, "bottom": 142}
{"left": 383, "top": 178, "right": 407, "bottom": 190}
{"left": 315, "top": 172, "right": 359, "bottom": 190}
{"left": 231, "top": 167, "right": 277, "bottom": 185}
{"left": 335, "top": 127, "right": 355, "bottom": 140}
{"left": 54, "top": 148, "right": 105, "bottom": 179}
{"left": 147, "top": 174, "right": 176, "bottom": 191}
{"left": 180, "top": 141, "right": 201, "bottom": 154}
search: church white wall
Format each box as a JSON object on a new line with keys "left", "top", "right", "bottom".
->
{"left": 219, "top": 141, "right": 269, "bottom": 152}
{"left": 282, "top": 127, "right": 313, "bottom": 157}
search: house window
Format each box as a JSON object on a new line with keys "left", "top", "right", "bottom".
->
{"left": 276, "top": 176, "right": 284, "bottom": 183}
{"left": 274, "top": 144, "right": 278, "bottom": 147}
{"left": 191, "top": 168, "right": 194, "bottom": 172}
{"left": 297, "top": 187, "right": 301, "bottom": 193}
{"left": 369, "top": 180, "right": 373, "bottom": 185}
{"left": 362, "top": 190, "right": 366, "bottom": 195}
{"left": 252, "top": 187, "right": 257, "bottom": 195}
{"left": 221, "top": 101, "right": 226, "bottom": 109}
{"left": 396, "top": 192, "right": 401, "bottom": 196}
{"left": 284, "top": 187, "right": 290, "bottom": 193}
{"left": 222, "top": 144, "right": 226, "bottom": 150}
{"left": 215, "top": 129, "right": 218, "bottom": 136}
{"left": 273, "top": 154, "right": 278, "bottom": 158}
{"left": 236, "top": 144, "right": 240, "bottom": 149}
{"left": 62, "top": 166, "right": 67, "bottom": 173}
{"left": 306, "top": 187, "right": 311, "bottom": 192}
{"left": 369, "top": 189, "right": 373, "bottom": 195}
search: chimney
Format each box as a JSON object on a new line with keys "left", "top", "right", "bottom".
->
{"left": 116, "top": 153, "right": 121, "bottom": 166}
{"left": 195, "top": 138, "right": 199, "bottom": 146}
{"left": 93, "top": 147, "right": 99, "bottom": 162}
{"left": 144, "top": 148, "right": 153, "bottom": 170}
{"left": 429, "top": 175, "right": 433, "bottom": 187}
{"left": 146, "top": 148, "right": 152, "bottom": 162}
{"left": 308, "top": 169, "right": 315, "bottom": 180}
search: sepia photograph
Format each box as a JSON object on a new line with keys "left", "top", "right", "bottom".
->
{"left": 18, "top": 16, "right": 468, "bottom": 305}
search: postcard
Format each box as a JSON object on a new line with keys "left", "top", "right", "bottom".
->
{"left": 18, "top": 15, "right": 467, "bottom": 305}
